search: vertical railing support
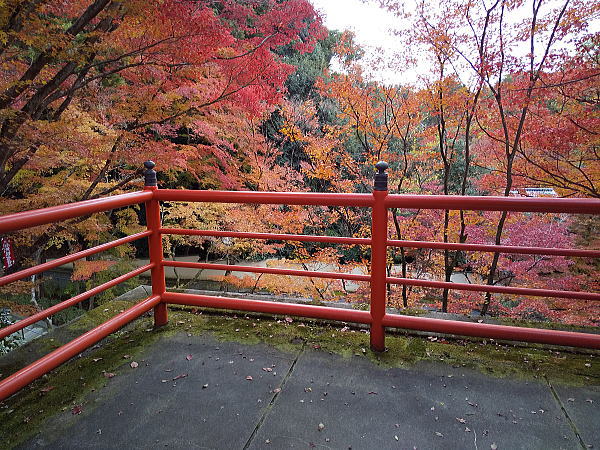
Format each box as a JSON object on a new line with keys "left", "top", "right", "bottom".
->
{"left": 144, "top": 161, "right": 168, "bottom": 326}
{"left": 370, "top": 161, "right": 388, "bottom": 351}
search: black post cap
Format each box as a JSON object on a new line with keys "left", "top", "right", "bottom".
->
{"left": 144, "top": 160, "right": 157, "bottom": 187}
{"left": 374, "top": 161, "right": 388, "bottom": 191}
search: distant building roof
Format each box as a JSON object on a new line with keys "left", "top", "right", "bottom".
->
{"left": 523, "top": 187, "right": 558, "bottom": 198}
{"left": 506, "top": 188, "right": 558, "bottom": 198}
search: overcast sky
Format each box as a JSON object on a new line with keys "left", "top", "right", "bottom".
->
{"left": 309, "top": 0, "right": 413, "bottom": 85}
{"left": 309, "top": 0, "right": 598, "bottom": 87}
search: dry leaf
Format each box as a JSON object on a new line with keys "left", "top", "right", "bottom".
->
{"left": 186, "top": 354, "right": 193, "bottom": 361}
{"left": 130, "top": 361, "right": 139, "bottom": 369}
{"left": 246, "top": 376, "right": 253, "bottom": 381}
{"left": 172, "top": 374, "right": 188, "bottom": 381}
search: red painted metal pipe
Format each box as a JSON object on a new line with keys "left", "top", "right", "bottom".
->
{"left": 0, "top": 231, "right": 152, "bottom": 288}
{"left": 161, "top": 228, "right": 371, "bottom": 246}
{"left": 155, "top": 189, "right": 374, "bottom": 207}
{"left": 385, "top": 276, "right": 600, "bottom": 301}
{"left": 0, "top": 191, "right": 152, "bottom": 234}
{"left": 381, "top": 313, "right": 600, "bottom": 349}
{"left": 387, "top": 239, "right": 600, "bottom": 258}
{"left": 0, "top": 264, "right": 154, "bottom": 340}
{"left": 386, "top": 194, "right": 600, "bottom": 214}
{"left": 0, "top": 295, "right": 161, "bottom": 401}
{"left": 145, "top": 186, "right": 167, "bottom": 327}
{"left": 370, "top": 190, "right": 388, "bottom": 351}
{"left": 162, "top": 291, "right": 372, "bottom": 324}
{"left": 162, "top": 261, "right": 371, "bottom": 283}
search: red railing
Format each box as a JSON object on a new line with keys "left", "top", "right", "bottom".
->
{"left": 0, "top": 160, "right": 599, "bottom": 401}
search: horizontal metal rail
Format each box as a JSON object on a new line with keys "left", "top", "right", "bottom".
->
{"left": 162, "top": 261, "right": 370, "bottom": 283}
{"left": 0, "top": 295, "right": 161, "bottom": 401}
{"left": 162, "top": 292, "right": 600, "bottom": 349}
{"left": 160, "top": 229, "right": 599, "bottom": 258}
{"left": 161, "top": 228, "right": 371, "bottom": 245}
{"left": 387, "top": 239, "right": 600, "bottom": 258}
{"left": 386, "top": 276, "right": 600, "bottom": 301}
{"left": 0, "top": 231, "right": 152, "bottom": 287}
{"left": 155, "top": 189, "right": 374, "bottom": 207}
{"left": 381, "top": 314, "right": 600, "bottom": 349}
{"left": 0, "top": 264, "right": 154, "bottom": 340}
{"left": 0, "top": 191, "right": 152, "bottom": 234}
{"left": 386, "top": 194, "right": 600, "bottom": 214}
{"left": 162, "top": 291, "right": 372, "bottom": 324}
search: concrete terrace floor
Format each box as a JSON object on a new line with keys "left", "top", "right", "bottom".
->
{"left": 1, "top": 302, "right": 599, "bottom": 450}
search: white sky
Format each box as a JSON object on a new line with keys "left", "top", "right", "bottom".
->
{"left": 310, "top": 0, "right": 415, "bottom": 85}
{"left": 309, "top": 0, "right": 599, "bottom": 87}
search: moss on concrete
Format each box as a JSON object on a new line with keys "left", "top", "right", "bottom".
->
{"left": 159, "top": 306, "right": 599, "bottom": 386}
{"left": 1, "top": 302, "right": 599, "bottom": 449}
{"left": 0, "top": 301, "right": 160, "bottom": 449}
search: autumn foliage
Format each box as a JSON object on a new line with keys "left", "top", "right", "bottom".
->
{"left": 0, "top": 0, "right": 598, "bottom": 328}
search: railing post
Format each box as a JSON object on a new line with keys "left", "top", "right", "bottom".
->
{"left": 370, "top": 161, "right": 388, "bottom": 351}
{"left": 144, "top": 161, "right": 167, "bottom": 327}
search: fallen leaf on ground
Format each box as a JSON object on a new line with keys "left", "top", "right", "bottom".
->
{"left": 186, "top": 354, "right": 193, "bottom": 361}
{"left": 435, "top": 432, "right": 443, "bottom": 437}
{"left": 71, "top": 405, "right": 83, "bottom": 415}
{"left": 130, "top": 361, "right": 139, "bottom": 369}
{"left": 246, "top": 376, "right": 253, "bottom": 381}
{"left": 318, "top": 423, "right": 325, "bottom": 431}
{"left": 40, "top": 386, "right": 55, "bottom": 393}
{"left": 103, "top": 372, "right": 116, "bottom": 379}
{"left": 172, "top": 374, "right": 188, "bottom": 381}
{"left": 456, "top": 418, "right": 466, "bottom": 424}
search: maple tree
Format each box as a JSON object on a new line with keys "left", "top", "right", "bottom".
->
{"left": 0, "top": 0, "right": 326, "bottom": 317}
{"left": 374, "top": 0, "right": 599, "bottom": 317}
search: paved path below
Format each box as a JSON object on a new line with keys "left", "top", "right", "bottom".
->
{"left": 23, "top": 333, "right": 599, "bottom": 450}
